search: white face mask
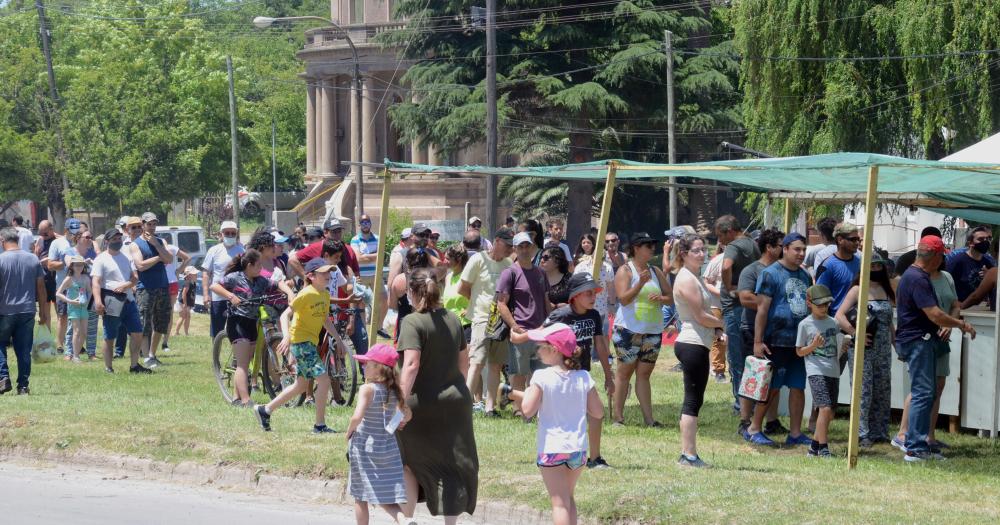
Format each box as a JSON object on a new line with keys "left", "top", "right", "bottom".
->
{"left": 222, "top": 235, "right": 238, "bottom": 247}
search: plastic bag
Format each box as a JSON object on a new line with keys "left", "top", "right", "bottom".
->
{"left": 32, "top": 323, "right": 59, "bottom": 363}
{"left": 382, "top": 309, "right": 398, "bottom": 337}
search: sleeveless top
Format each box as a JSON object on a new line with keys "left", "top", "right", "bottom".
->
{"left": 133, "top": 237, "right": 169, "bottom": 290}
{"left": 674, "top": 267, "right": 716, "bottom": 348}
{"left": 615, "top": 261, "right": 665, "bottom": 335}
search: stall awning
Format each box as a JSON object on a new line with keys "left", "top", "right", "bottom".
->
{"left": 386, "top": 152, "right": 1000, "bottom": 193}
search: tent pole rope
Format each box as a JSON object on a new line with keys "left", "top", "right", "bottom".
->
{"left": 847, "top": 165, "right": 879, "bottom": 469}
{"left": 783, "top": 198, "right": 794, "bottom": 233}
{"left": 369, "top": 168, "right": 392, "bottom": 340}
{"left": 592, "top": 163, "right": 617, "bottom": 284}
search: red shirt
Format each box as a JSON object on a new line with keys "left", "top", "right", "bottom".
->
{"left": 295, "top": 240, "right": 361, "bottom": 277}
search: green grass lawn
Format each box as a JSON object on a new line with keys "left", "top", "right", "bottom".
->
{"left": 3, "top": 314, "right": 1000, "bottom": 523}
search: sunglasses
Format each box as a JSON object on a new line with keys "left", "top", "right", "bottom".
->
{"left": 540, "top": 254, "right": 551, "bottom": 261}
{"left": 605, "top": 238, "right": 619, "bottom": 243}
{"left": 360, "top": 221, "right": 372, "bottom": 226}
{"left": 129, "top": 226, "right": 142, "bottom": 230}
{"left": 430, "top": 235, "right": 440, "bottom": 240}
{"left": 81, "top": 235, "right": 93, "bottom": 240}
{"left": 845, "top": 237, "right": 861, "bottom": 242}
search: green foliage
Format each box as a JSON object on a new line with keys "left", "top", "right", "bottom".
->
{"left": 381, "top": 208, "right": 413, "bottom": 261}
{"left": 383, "top": 1, "right": 741, "bottom": 235}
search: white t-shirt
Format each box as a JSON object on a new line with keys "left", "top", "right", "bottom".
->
{"left": 16, "top": 227, "right": 33, "bottom": 252}
{"left": 92, "top": 250, "right": 136, "bottom": 301}
{"left": 530, "top": 367, "right": 594, "bottom": 455}
{"left": 573, "top": 257, "right": 615, "bottom": 318}
{"left": 203, "top": 243, "right": 245, "bottom": 301}
{"left": 702, "top": 252, "right": 725, "bottom": 310}
{"left": 163, "top": 244, "right": 180, "bottom": 285}
{"left": 326, "top": 267, "right": 349, "bottom": 295}
{"left": 804, "top": 243, "right": 831, "bottom": 276}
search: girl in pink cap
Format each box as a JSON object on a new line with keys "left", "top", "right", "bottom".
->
{"left": 508, "top": 323, "right": 603, "bottom": 525}
{"left": 346, "top": 343, "right": 415, "bottom": 525}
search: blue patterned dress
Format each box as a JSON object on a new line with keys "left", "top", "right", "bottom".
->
{"left": 349, "top": 384, "right": 407, "bottom": 504}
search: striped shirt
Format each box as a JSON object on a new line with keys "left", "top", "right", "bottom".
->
{"left": 351, "top": 232, "right": 379, "bottom": 277}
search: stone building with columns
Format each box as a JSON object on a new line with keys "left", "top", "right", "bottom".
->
{"left": 296, "top": 0, "right": 497, "bottom": 232}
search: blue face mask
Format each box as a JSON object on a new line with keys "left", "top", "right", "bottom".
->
{"left": 108, "top": 241, "right": 123, "bottom": 251}
{"left": 223, "top": 235, "right": 238, "bottom": 247}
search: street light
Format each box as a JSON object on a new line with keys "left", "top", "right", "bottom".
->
{"left": 253, "top": 15, "right": 365, "bottom": 226}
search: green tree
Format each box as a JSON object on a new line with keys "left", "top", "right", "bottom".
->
{"left": 384, "top": 1, "right": 741, "bottom": 238}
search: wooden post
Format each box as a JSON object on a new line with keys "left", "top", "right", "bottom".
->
{"left": 847, "top": 166, "right": 879, "bottom": 469}
{"left": 368, "top": 169, "right": 392, "bottom": 339}
{"left": 992, "top": 275, "right": 1000, "bottom": 438}
{"left": 782, "top": 197, "right": 793, "bottom": 233}
{"left": 591, "top": 163, "right": 618, "bottom": 283}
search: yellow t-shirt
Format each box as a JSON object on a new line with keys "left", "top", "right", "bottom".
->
{"left": 288, "top": 285, "right": 330, "bottom": 344}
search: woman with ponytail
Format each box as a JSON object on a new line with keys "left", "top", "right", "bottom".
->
{"left": 396, "top": 268, "right": 479, "bottom": 523}
{"left": 210, "top": 248, "right": 281, "bottom": 406}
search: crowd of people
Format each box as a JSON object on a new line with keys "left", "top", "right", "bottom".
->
{"left": 1, "top": 209, "right": 997, "bottom": 524}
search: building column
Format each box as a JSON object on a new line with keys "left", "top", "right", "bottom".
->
{"left": 427, "top": 144, "right": 441, "bottom": 166}
{"left": 306, "top": 80, "right": 317, "bottom": 175}
{"left": 409, "top": 93, "right": 427, "bottom": 164}
{"left": 322, "top": 76, "right": 338, "bottom": 175}
{"left": 362, "top": 76, "right": 376, "bottom": 166}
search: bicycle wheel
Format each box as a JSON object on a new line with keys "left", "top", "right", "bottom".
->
{"left": 211, "top": 331, "right": 236, "bottom": 404}
{"left": 261, "top": 338, "right": 298, "bottom": 407}
{"left": 326, "top": 336, "right": 359, "bottom": 407}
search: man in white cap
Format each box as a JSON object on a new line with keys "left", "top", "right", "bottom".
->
{"left": 467, "top": 216, "right": 493, "bottom": 252}
{"left": 386, "top": 227, "right": 413, "bottom": 289}
{"left": 202, "top": 220, "right": 244, "bottom": 337}
{"left": 497, "top": 231, "right": 552, "bottom": 415}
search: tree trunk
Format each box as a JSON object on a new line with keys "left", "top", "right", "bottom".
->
{"left": 43, "top": 168, "right": 67, "bottom": 230}
{"left": 688, "top": 179, "right": 717, "bottom": 235}
{"left": 566, "top": 132, "right": 594, "bottom": 246}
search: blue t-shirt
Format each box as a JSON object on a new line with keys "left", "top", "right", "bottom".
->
{"left": 815, "top": 253, "right": 860, "bottom": 314}
{"left": 755, "top": 262, "right": 812, "bottom": 347}
{"left": 895, "top": 266, "right": 940, "bottom": 345}
{"left": 350, "top": 232, "right": 379, "bottom": 277}
{"left": 945, "top": 251, "right": 994, "bottom": 302}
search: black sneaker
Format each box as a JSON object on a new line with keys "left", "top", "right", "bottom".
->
{"left": 161, "top": 343, "right": 171, "bottom": 353}
{"left": 312, "top": 424, "right": 337, "bottom": 434}
{"left": 0, "top": 377, "right": 11, "bottom": 395}
{"left": 16, "top": 386, "right": 29, "bottom": 395}
{"left": 483, "top": 410, "right": 502, "bottom": 418}
{"left": 764, "top": 419, "right": 789, "bottom": 435}
{"left": 587, "top": 456, "right": 611, "bottom": 469}
{"left": 254, "top": 405, "right": 272, "bottom": 431}
{"left": 129, "top": 364, "right": 153, "bottom": 374}
{"left": 104, "top": 367, "right": 115, "bottom": 374}
{"left": 860, "top": 438, "right": 875, "bottom": 449}
{"left": 497, "top": 383, "right": 513, "bottom": 410}
{"left": 677, "top": 454, "right": 708, "bottom": 468}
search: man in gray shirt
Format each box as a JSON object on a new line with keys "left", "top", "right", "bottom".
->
{"left": 0, "top": 227, "right": 50, "bottom": 395}
{"left": 717, "top": 215, "right": 760, "bottom": 410}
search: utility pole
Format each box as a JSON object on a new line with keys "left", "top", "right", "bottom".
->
{"left": 665, "top": 30, "right": 677, "bottom": 228}
{"left": 484, "top": 0, "right": 499, "bottom": 235}
{"left": 35, "top": 0, "right": 68, "bottom": 226}
{"left": 226, "top": 56, "right": 240, "bottom": 222}
{"left": 271, "top": 118, "right": 278, "bottom": 218}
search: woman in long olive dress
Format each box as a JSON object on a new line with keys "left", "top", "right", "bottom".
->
{"left": 396, "top": 268, "right": 478, "bottom": 523}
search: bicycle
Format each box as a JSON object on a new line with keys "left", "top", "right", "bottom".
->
{"left": 299, "top": 304, "right": 365, "bottom": 407}
{"left": 211, "top": 294, "right": 296, "bottom": 406}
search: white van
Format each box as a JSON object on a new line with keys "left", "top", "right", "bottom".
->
{"left": 155, "top": 226, "right": 206, "bottom": 259}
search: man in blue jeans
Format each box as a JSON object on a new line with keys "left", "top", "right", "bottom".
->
{"left": 716, "top": 215, "right": 760, "bottom": 411}
{"left": 0, "top": 227, "right": 50, "bottom": 395}
{"left": 894, "top": 235, "right": 975, "bottom": 461}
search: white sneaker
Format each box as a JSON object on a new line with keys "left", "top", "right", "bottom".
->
{"left": 144, "top": 356, "right": 163, "bottom": 368}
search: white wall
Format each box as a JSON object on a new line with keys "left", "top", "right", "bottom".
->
{"left": 846, "top": 205, "right": 950, "bottom": 256}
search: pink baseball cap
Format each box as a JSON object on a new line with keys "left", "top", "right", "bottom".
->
{"left": 352, "top": 343, "right": 398, "bottom": 367}
{"left": 526, "top": 323, "right": 578, "bottom": 357}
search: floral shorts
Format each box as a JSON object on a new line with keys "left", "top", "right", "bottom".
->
{"left": 291, "top": 341, "right": 326, "bottom": 379}
{"left": 612, "top": 326, "right": 662, "bottom": 365}
{"left": 537, "top": 451, "right": 587, "bottom": 470}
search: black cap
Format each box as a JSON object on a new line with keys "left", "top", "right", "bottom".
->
{"left": 494, "top": 227, "right": 515, "bottom": 242}
{"left": 630, "top": 232, "right": 656, "bottom": 245}
{"left": 105, "top": 228, "right": 123, "bottom": 240}
{"left": 567, "top": 272, "right": 602, "bottom": 299}
{"left": 411, "top": 223, "right": 431, "bottom": 235}
{"left": 323, "top": 218, "right": 344, "bottom": 231}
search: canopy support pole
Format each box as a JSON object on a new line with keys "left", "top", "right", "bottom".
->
{"left": 782, "top": 198, "right": 793, "bottom": 233}
{"left": 368, "top": 169, "right": 392, "bottom": 340}
{"left": 763, "top": 199, "right": 773, "bottom": 228}
{"left": 592, "top": 163, "right": 617, "bottom": 282}
{"left": 847, "top": 166, "right": 879, "bottom": 469}
{"left": 992, "top": 278, "right": 1000, "bottom": 438}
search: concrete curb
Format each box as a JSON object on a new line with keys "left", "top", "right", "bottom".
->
{"left": 0, "top": 445, "right": 573, "bottom": 524}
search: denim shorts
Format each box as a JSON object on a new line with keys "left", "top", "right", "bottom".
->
{"left": 102, "top": 300, "right": 143, "bottom": 339}
{"left": 291, "top": 341, "right": 326, "bottom": 379}
{"left": 537, "top": 451, "right": 586, "bottom": 470}
{"left": 612, "top": 326, "right": 662, "bottom": 365}
{"left": 769, "top": 346, "right": 806, "bottom": 390}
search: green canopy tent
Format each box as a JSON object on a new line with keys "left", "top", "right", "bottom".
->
{"left": 366, "top": 152, "right": 1000, "bottom": 469}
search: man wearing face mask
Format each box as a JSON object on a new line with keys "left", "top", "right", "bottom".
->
{"left": 945, "top": 225, "right": 995, "bottom": 302}
{"left": 128, "top": 212, "right": 174, "bottom": 368}
{"left": 203, "top": 221, "right": 244, "bottom": 338}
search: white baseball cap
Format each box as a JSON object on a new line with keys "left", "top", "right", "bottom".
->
{"left": 512, "top": 232, "right": 534, "bottom": 246}
{"left": 220, "top": 221, "right": 238, "bottom": 231}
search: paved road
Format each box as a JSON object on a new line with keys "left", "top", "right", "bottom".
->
{"left": 0, "top": 460, "right": 406, "bottom": 524}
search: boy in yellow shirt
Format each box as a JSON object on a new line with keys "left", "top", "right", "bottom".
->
{"left": 255, "top": 258, "right": 345, "bottom": 433}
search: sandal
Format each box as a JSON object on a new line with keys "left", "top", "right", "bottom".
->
{"left": 646, "top": 421, "right": 665, "bottom": 428}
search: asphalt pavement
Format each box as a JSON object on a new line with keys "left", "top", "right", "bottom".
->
{"left": 0, "top": 460, "right": 400, "bottom": 524}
